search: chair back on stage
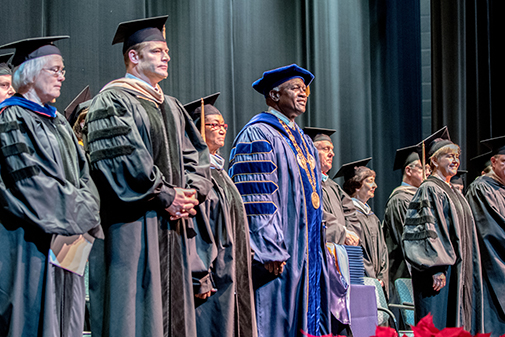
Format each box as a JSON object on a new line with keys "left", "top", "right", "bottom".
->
{"left": 363, "top": 277, "right": 390, "bottom": 326}
{"left": 394, "top": 278, "right": 415, "bottom": 327}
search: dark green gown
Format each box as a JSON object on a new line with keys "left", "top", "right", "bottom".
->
{"left": 85, "top": 83, "right": 211, "bottom": 337}
{"left": 192, "top": 154, "right": 257, "bottom": 337}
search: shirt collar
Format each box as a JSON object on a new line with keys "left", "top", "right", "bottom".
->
{"left": 125, "top": 73, "right": 155, "bottom": 89}
{"left": 266, "top": 106, "right": 295, "bottom": 129}
{"left": 322, "top": 173, "right": 329, "bottom": 182}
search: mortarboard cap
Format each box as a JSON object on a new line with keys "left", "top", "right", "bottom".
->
{"left": 64, "top": 85, "right": 92, "bottom": 126}
{"left": 183, "top": 92, "right": 221, "bottom": 141}
{"left": 303, "top": 127, "right": 335, "bottom": 143}
{"left": 112, "top": 15, "right": 168, "bottom": 54}
{"left": 481, "top": 135, "right": 505, "bottom": 156}
{"left": 0, "top": 53, "right": 13, "bottom": 76}
{"left": 450, "top": 170, "right": 467, "bottom": 185}
{"left": 0, "top": 36, "right": 69, "bottom": 68}
{"left": 418, "top": 126, "right": 452, "bottom": 159}
{"left": 252, "top": 64, "right": 314, "bottom": 97}
{"left": 183, "top": 92, "right": 221, "bottom": 120}
{"left": 416, "top": 126, "right": 453, "bottom": 180}
{"left": 393, "top": 144, "right": 420, "bottom": 171}
{"left": 333, "top": 157, "right": 372, "bottom": 181}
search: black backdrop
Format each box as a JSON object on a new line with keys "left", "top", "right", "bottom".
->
{"left": 0, "top": 0, "right": 425, "bottom": 219}
{"left": 431, "top": 0, "right": 505, "bottom": 183}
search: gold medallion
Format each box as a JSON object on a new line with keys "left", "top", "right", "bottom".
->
{"left": 311, "top": 192, "right": 320, "bottom": 209}
{"left": 297, "top": 154, "right": 306, "bottom": 168}
{"left": 308, "top": 155, "right": 316, "bottom": 170}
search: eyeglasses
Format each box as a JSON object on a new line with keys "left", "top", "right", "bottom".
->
{"left": 43, "top": 67, "right": 66, "bottom": 77}
{"left": 205, "top": 123, "right": 228, "bottom": 131}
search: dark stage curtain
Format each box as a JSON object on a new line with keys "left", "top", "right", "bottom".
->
{"left": 431, "top": 0, "right": 505, "bottom": 181}
{"left": 0, "top": 0, "right": 423, "bottom": 220}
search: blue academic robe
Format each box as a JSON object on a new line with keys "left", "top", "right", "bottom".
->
{"left": 229, "top": 112, "right": 329, "bottom": 337}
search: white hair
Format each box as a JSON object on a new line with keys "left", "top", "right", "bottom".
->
{"left": 12, "top": 55, "right": 54, "bottom": 93}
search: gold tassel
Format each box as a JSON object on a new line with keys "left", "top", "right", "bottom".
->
{"left": 200, "top": 98, "right": 206, "bottom": 142}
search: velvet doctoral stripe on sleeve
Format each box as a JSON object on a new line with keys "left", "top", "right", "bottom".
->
{"left": 0, "top": 105, "right": 101, "bottom": 235}
{"left": 229, "top": 112, "right": 327, "bottom": 337}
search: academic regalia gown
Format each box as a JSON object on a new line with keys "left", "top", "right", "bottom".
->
{"left": 466, "top": 175, "right": 505, "bottom": 336}
{"left": 229, "top": 112, "right": 329, "bottom": 337}
{"left": 321, "top": 178, "right": 362, "bottom": 244}
{"left": 352, "top": 199, "right": 389, "bottom": 297}
{"left": 192, "top": 154, "right": 257, "bottom": 337}
{"left": 84, "top": 82, "right": 211, "bottom": 337}
{"left": 383, "top": 185, "right": 416, "bottom": 294}
{"left": 402, "top": 176, "right": 484, "bottom": 333}
{"left": 0, "top": 98, "right": 101, "bottom": 337}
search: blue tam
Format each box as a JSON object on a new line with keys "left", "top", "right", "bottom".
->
{"left": 252, "top": 64, "right": 314, "bottom": 97}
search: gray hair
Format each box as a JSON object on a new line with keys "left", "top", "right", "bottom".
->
{"left": 12, "top": 55, "right": 53, "bottom": 93}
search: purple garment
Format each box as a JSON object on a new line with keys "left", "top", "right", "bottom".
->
{"left": 229, "top": 112, "right": 329, "bottom": 337}
{"left": 326, "top": 243, "right": 350, "bottom": 325}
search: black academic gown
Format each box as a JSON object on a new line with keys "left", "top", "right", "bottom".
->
{"left": 383, "top": 185, "right": 416, "bottom": 295}
{"left": 322, "top": 178, "right": 362, "bottom": 244}
{"left": 466, "top": 175, "right": 505, "bottom": 336}
{"left": 192, "top": 155, "right": 257, "bottom": 337}
{"left": 0, "top": 103, "right": 101, "bottom": 337}
{"left": 403, "top": 176, "right": 484, "bottom": 333}
{"left": 353, "top": 199, "right": 389, "bottom": 298}
{"left": 84, "top": 83, "right": 211, "bottom": 337}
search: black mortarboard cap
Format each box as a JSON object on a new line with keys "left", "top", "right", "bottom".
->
{"left": 183, "top": 92, "right": 221, "bottom": 140}
{"left": 183, "top": 92, "right": 221, "bottom": 120}
{"left": 416, "top": 126, "right": 452, "bottom": 159}
{"left": 64, "top": 85, "right": 92, "bottom": 125}
{"left": 481, "top": 135, "right": 505, "bottom": 156}
{"left": 0, "top": 36, "right": 69, "bottom": 68}
{"left": 252, "top": 64, "right": 314, "bottom": 97}
{"left": 303, "top": 127, "right": 336, "bottom": 143}
{"left": 450, "top": 170, "right": 467, "bottom": 185}
{"left": 333, "top": 157, "right": 372, "bottom": 181}
{"left": 112, "top": 15, "right": 168, "bottom": 54}
{"left": 393, "top": 144, "right": 420, "bottom": 171}
{"left": 0, "top": 53, "right": 13, "bottom": 76}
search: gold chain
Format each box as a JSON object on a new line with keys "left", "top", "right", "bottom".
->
{"left": 278, "top": 120, "right": 320, "bottom": 209}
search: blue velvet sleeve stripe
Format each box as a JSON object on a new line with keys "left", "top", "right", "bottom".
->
{"left": 244, "top": 201, "right": 278, "bottom": 216}
{"left": 234, "top": 180, "right": 278, "bottom": 196}
{"left": 230, "top": 140, "right": 273, "bottom": 162}
{"left": 229, "top": 160, "right": 277, "bottom": 178}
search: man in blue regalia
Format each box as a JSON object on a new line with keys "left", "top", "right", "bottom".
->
{"left": 229, "top": 64, "right": 330, "bottom": 337}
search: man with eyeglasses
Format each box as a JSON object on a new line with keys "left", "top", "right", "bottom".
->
{"left": 229, "top": 64, "right": 330, "bottom": 337}
{"left": 304, "top": 127, "right": 361, "bottom": 247}
{"left": 84, "top": 16, "right": 212, "bottom": 337}
{"left": 382, "top": 144, "right": 424, "bottom": 326}
{"left": 0, "top": 53, "right": 15, "bottom": 103}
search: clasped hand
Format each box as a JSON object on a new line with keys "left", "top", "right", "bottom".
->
{"left": 432, "top": 272, "right": 446, "bottom": 291}
{"left": 166, "top": 187, "right": 199, "bottom": 220}
{"left": 264, "top": 261, "right": 286, "bottom": 276}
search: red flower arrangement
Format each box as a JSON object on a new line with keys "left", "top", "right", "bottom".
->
{"left": 301, "top": 314, "right": 502, "bottom": 337}
{"left": 371, "top": 314, "right": 499, "bottom": 337}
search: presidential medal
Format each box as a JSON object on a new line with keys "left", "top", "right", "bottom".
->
{"left": 311, "top": 192, "right": 320, "bottom": 209}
